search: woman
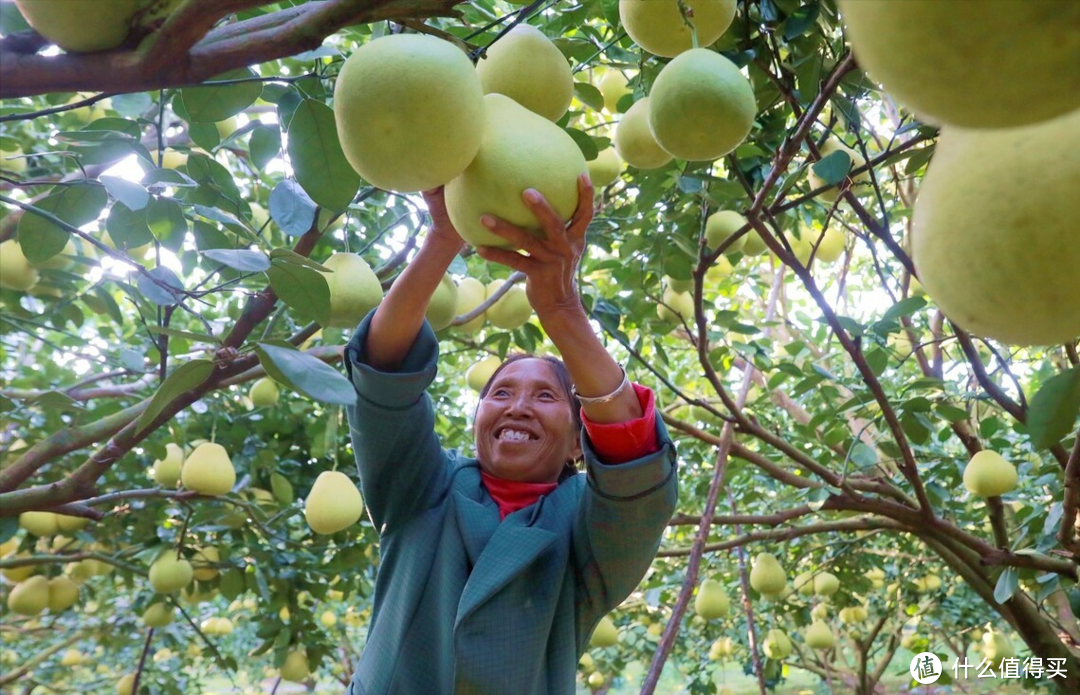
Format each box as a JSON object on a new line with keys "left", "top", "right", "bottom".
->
{"left": 343, "top": 175, "right": 678, "bottom": 695}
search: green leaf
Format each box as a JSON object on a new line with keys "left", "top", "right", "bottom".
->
{"left": 564, "top": 127, "right": 599, "bottom": 161}
{"left": 848, "top": 442, "right": 878, "bottom": 469}
{"left": 136, "top": 360, "right": 214, "bottom": 434}
{"left": 935, "top": 403, "right": 970, "bottom": 423}
{"left": 270, "top": 472, "right": 294, "bottom": 506}
{"left": 181, "top": 68, "right": 262, "bottom": 122}
{"left": 811, "top": 150, "right": 852, "bottom": 187}
{"left": 286, "top": 99, "right": 361, "bottom": 212}
{"left": 269, "top": 180, "right": 317, "bottom": 236}
{"left": 146, "top": 325, "right": 220, "bottom": 345}
{"left": 1027, "top": 367, "right": 1080, "bottom": 449}
{"left": 17, "top": 183, "right": 108, "bottom": 263}
{"left": 993, "top": 567, "right": 1019, "bottom": 604}
{"left": 254, "top": 343, "right": 356, "bottom": 406}
{"left": 136, "top": 267, "right": 186, "bottom": 306}
{"left": 202, "top": 249, "right": 271, "bottom": 272}
{"left": 250, "top": 124, "right": 281, "bottom": 170}
{"left": 880, "top": 296, "right": 927, "bottom": 324}
{"left": 100, "top": 175, "right": 149, "bottom": 211}
{"left": 146, "top": 198, "right": 188, "bottom": 252}
{"left": 573, "top": 81, "right": 605, "bottom": 111}
{"left": 266, "top": 256, "right": 330, "bottom": 327}
{"left": 106, "top": 203, "right": 153, "bottom": 250}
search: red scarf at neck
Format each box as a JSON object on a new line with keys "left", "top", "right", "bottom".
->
{"left": 480, "top": 471, "right": 558, "bottom": 520}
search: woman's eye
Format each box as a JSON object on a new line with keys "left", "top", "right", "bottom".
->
{"left": 539, "top": 392, "right": 556, "bottom": 400}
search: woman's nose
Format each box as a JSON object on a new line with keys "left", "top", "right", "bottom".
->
{"left": 504, "top": 393, "right": 533, "bottom": 415}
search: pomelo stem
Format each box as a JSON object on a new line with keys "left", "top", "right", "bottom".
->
{"left": 676, "top": 0, "right": 699, "bottom": 49}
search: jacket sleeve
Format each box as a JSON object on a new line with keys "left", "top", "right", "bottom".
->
{"left": 571, "top": 417, "right": 678, "bottom": 642}
{"left": 343, "top": 310, "right": 452, "bottom": 536}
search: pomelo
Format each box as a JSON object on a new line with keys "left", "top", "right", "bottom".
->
{"left": 807, "top": 138, "right": 870, "bottom": 202}
{"left": 648, "top": 48, "right": 756, "bottom": 161}
{"left": 466, "top": 355, "right": 502, "bottom": 393}
{"left": 837, "top": 0, "right": 1080, "bottom": 128}
{"left": 598, "top": 69, "right": 631, "bottom": 113}
{"left": 318, "top": 252, "right": 383, "bottom": 329}
{"left": 910, "top": 109, "right": 1080, "bottom": 345}
{"left": 304, "top": 470, "right": 364, "bottom": 535}
{"left": 619, "top": 0, "right": 738, "bottom": 58}
{"left": 180, "top": 442, "right": 235, "bottom": 496}
{"left": 0, "top": 239, "right": 40, "bottom": 291}
{"left": 485, "top": 279, "right": 533, "bottom": 330}
{"left": 425, "top": 273, "right": 459, "bottom": 332}
{"left": 705, "top": 210, "right": 747, "bottom": 253}
{"left": 963, "top": 451, "right": 1018, "bottom": 498}
{"left": 613, "top": 98, "right": 672, "bottom": 170}
{"left": 454, "top": 277, "right": 487, "bottom": 333}
{"left": 333, "top": 34, "right": 485, "bottom": 192}
{"left": 14, "top": 0, "right": 142, "bottom": 53}
{"left": 477, "top": 24, "right": 573, "bottom": 122}
{"left": 444, "top": 94, "right": 588, "bottom": 249}
{"left": 587, "top": 147, "right": 624, "bottom": 188}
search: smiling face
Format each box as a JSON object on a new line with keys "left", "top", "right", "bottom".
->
{"left": 474, "top": 358, "right": 583, "bottom": 483}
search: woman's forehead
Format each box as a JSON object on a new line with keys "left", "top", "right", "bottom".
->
{"left": 491, "top": 358, "right": 561, "bottom": 387}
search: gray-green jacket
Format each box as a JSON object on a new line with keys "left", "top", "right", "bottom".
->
{"left": 344, "top": 313, "right": 678, "bottom": 695}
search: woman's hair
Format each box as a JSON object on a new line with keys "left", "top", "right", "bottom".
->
{"left": 475, "top": 353, "right": 583, "bottom": 476}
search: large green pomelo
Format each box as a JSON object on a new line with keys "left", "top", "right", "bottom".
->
{"left": 619, "top": 0, "right": 737, "bottom": 58}
{"left": 648, "top": 49, "right": 756, "bottom": 161}
{"left": 613, "top": 98, "right": 672, "bottom": 170}
{"left": 911, "top": 109, "right": 1080, "bottom": 346}
{"left": 837, "top": 0, "right": 1080, "bottom": 128}
{"left": 477, "top": 24, "right": 573, "bottom": 122}
{"left": 14, "top": 0, "right": 141, "bottom": 53}
{"left": 333, "top": 34, "right": 485, "bottom": 192}
{"left": 485, "top": 279, "right": 533, "bottom": 330}
{"left": 319, "top": 253, "right": 384, "bottom": 329}
{"left": 444, "top": 94, "right": 588, "bottom": 249}
{"left": 454, "top": 277, "right": 487, "bottom": 333}
{"left": 587, "top": 148, "right": 624, "bottom": 188}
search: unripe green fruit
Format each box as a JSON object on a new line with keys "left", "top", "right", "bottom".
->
{"left": 805, "top": 619, "right": 835, "bottom": 650}
{"left": 0, "top": 145, "right": 28, "bottom": 175}
{"left": 190, "top": 546, "right": 220, "bottom": 581}
{"left": 963, "top": 450, "right": 1018, "bottom": 497}
{"left": 911, "top": 109, "right": 1080, "bottom": 346}
{"left": 694, "top": 578, "right": 730, "bottom": 620}
{"left": 425, "top": 274, "right": 458, "bottom": 331}
{"left": 657, "top": 288, "right": 693, "bottom": 323}
{"left": 148, "top": 551, "right": 193, "bottom": 594}
{"left": 13, "top": 0, "right": 143, "bottom": 53}
{"left": 648, "top": 49, "right": 756, "bottom": 161}
{"left": 837, "top": 0, "right": 1080, "bottom": 128}
{"left": 319, "top": 252, "right": 383, "bottom": 329}
{"left": 333, "top": 33, "right": 485, "bottom": 192}
{"left": 0, "top": 239, "right": 40, "bottom": 291}
{"left": 590, "top": 614, "right": 618, "bottom": 647}
{"left": 19, "top": 511, "right": 58, "bottom": 537}
{"left": 619, "top": 0, "right": 737, "bottom": 58}
{"left": 814, "top": 572, "right": 840, "bottom": 597}
{"left": 181, "top": 442, "right": 235, "bottom": 495}
{"left": 466, "top": 355, "right": 502, "bottom": 394}
{"left": 587, "top": 148, "right": 624, "bottom": 188}
{"left": 151, "top": 442, "right": 184, "bottom": 487}
{"left": 47, "top": 576, "right": 80, "bottom": 612}
{"left": 705, "top": 210, "right": 748, "bottom": 254}
{"left": 914, "top": 573, "right": 942, "bottom": 593}
{"left": 811, "top": 602, "right": 829, "bottom": 620}
{"left": 444, "top": 94, "right": 588, "bottom": 249}
{"left": 454, "top": 277, "right": 487, "bottom": 333}
{"left": 749, "top": 553, "right": 786, "bottom": 596}
{"left": 613, "top": 98, "right": 672, "bottom": 170}
{"left": 485, "top": 280, "right": 533, "bottom": 330}
{"left": 793, "top": 572, "right": 815, "bottom": 597}
{"left": 116, "top": 673, "right": 135, "bottom": 695}
{"left": 55, "top": 513, "right": 89, "bottom": 533}
{"left": 249, "top": 377, "right": 280, "bottom": 408}
{"left": 142, "top": 602, "right": 174, "bottom": 627}
{"left": 598, "top": 69, "right": 631, "bottom": 113}
{"left": 665, "top": 276, "right": 693, "bottom": 294}
{"left": 304, "top": 470, "right": 365, "bottom": 535}
{"left": 762, "top": 628, "right": 792, "bottom": 659}
{"left": 477, "top": 24, "right": 573, "bottom": 122}
{"left": 982, "top": 631, "right": 1016, "bottom": 667}
{"left": 814, "top": 228, "right": 847, "bottom": 264}
{"left": 739, "top": 227, "right": 770, "bottom": 257}
{"left": 587, "top": 671, "right": 605, "bottom": 689}
{"left": 280, "top": 650, "right": 310, "bottom": 683}
{"left": 7, "top": 576, "right": 50, "bottom": 615}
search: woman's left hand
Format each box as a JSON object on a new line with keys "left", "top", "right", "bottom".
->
{"left": 474, "top": 174, "right": 595, "bottom": 319}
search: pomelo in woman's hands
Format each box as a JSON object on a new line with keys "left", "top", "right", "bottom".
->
{"left": 333, "top": 34, "right": 485, "bottom": 192}
{"left": 304, "top": 471, "right": 364, "bottom": 534}
{"left": 444, "top": 94, "right": 588, "bottom": 249}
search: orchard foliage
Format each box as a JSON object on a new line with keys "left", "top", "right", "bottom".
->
{"left": 0, "top": 1, "right": 1078, "bottom": 694}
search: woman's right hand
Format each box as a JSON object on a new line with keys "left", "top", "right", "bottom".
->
{"left": 421, "top": 187, "right": 466, "bottom": 254}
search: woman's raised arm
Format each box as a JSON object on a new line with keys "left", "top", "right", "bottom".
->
{"left": 365, "top": 187, "right": 465, "bottom": 372}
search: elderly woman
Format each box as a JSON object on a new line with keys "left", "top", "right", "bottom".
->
{"left": 343, "top": 175, "right": 678, "bottom": 695}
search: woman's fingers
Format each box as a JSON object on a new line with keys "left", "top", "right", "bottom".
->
{"left": 480, "top": 215, "right": 557, "bottom": 261}
{"left": 475, "top": 245, "right": 537, "bottom": 274}
{"left": 567, "top": 174, "right": 595, "bottom": 243}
